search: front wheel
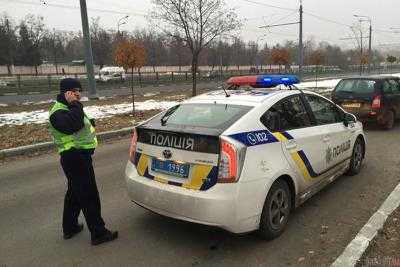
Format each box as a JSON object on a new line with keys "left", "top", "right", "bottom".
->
{"left": 345, "top": 138, "right": 364, "bottom": 176}
{"left": 258, "top": 180, "right": 291, "bottom": 240}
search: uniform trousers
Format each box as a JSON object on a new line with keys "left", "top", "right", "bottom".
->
{"left": 60, "top": 149, "right": 106, "bottom": 237}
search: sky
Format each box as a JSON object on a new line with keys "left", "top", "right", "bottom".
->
{"left": 1, "top": 0, "right": 400, "bottom": 50}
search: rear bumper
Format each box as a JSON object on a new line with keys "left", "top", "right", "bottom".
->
{"left": 125, "top": 161, "right": 264, "bottom": 233}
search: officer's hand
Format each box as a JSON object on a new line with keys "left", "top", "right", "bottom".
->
{"left": 65, "top": 91, "right": 79, "bottom": 103}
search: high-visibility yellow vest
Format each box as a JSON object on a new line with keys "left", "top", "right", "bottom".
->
{"left": 48, "top": 101, "right": 98, "bottom": 154}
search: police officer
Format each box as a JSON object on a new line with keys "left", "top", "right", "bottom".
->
{"left": 49, "top": 78, "right": 118, "bottom": 245}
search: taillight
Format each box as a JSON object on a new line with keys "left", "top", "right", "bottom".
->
{"left": 129, "top": 128, "right": 138, "bottom": 164}
{"left": 218, "top": 138, "right": 246, "bottom": 183}
{"left": 371, "top": 95, "right": 381, "bottom": 109}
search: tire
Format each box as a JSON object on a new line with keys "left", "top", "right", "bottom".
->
{"left": 383, "top": 110, "right": 395, "bottom": 130}
{"left": 345, "top": 138, "right": 364, "bottom": 176}
{"left": 258, "top": 180, "right": 291, "bottom": 240}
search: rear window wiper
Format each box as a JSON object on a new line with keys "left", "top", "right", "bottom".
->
{"left": 160, "top": 105, "right": 180, "bottom": 126}
{"left": 338, "top": 90, "right": 354, "bottom": 93}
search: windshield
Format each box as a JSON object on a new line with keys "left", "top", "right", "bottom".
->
{"left": 335, "top": 79, "right": 377, "bottom": 94}
{"left": 151, "top": 103, "right": 253, "bottom": 130}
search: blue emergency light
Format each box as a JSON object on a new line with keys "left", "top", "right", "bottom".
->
{"left": 256, "top": 75, "right": 300, "bottom": 88}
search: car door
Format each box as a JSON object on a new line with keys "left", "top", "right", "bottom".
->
{"left": 385, "top": 79, "right": 400, "bottom": 119}
{"left": 303, "top": 94, "right": 353, "bottom": 171}
{"left": 260, "top": 94, "right": 328, "bottom": 193}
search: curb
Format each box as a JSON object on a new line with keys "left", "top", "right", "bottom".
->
{"left": 331, "top": 182, "right": 400, "bottom": 267}
{"left": 0, "top": 127, "right": 134, "bottom": 159}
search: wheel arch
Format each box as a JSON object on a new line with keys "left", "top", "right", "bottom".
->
{"left": 356, "top": 133, "right": 366, "bottom": 158}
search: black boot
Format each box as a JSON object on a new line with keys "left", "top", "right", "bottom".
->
{"left": 63, "top": 223, "right": 84, "bottom": 240}
{"left": 91, "top": 229, "right": 118, "bottom": 246}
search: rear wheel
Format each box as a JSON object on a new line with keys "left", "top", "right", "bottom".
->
{"left": 346, "top": 138, "right": 364, "bottom": 176}
{"left": 383, "top": 110, "right": 395, "bottom": 130}
{"left": 258, "top": 180, "right": 291, "bottom": 240}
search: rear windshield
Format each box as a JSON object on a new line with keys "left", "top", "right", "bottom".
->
{"left": 150, "top": 103, "right": 252, "bottom": 130}
{"left": 335, "top": 79, "right": 377, "bottom": 94}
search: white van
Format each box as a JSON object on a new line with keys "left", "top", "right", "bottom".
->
{"left": 95, "top": 66, "right": 126, "bottom": 82}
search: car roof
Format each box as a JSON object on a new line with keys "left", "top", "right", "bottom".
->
{"left": 341, "top": 75, "right": 399, "bottom": 81}
{"left": 184, "top": 89, "right": 301, "bottom": 106}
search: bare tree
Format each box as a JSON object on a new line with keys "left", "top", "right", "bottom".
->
{"left": 151, "top": 0, "right": 240, "bottom": 96}
{"left": 0, "top": 13, "right": 17, "bottom": 75}
{"left": 90, "top": 18, "right": 113, "bottom": 69}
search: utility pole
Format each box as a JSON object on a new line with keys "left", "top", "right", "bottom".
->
{"left": 79, "top": 0, "right": 98, "bottom": 99}
{"left": 360, "top": 25, "right": 363, "bottom": 76}
{"left": 354, "top": 15, "right": 372, "bottom": 74}
{"left": 258, "top": 1, "right": 303, "bottom": 79}
{"left": 299, "top": 0, "right": 303, "bottom": 80}
{"left": 368, "top": 23, "right": 372, "bottom": 73}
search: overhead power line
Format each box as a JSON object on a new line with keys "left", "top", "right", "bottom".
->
{"left": 240, "top": 0, "right": 297, "bottom": 11}
{"left": 3, "top": 0, "right": 146, "bottom": 17}
{"left": 303, "top": 11, "right": 352, "bottom": 28}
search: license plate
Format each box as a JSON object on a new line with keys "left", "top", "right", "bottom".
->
{"left": 151, "top": 159, "right": 190, "bottom": 178}
{"left": 342, "top": 103, "right": 361, "bottom": 108}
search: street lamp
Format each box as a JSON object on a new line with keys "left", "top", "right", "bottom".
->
{"left": 117, "top": 15, "right": 129, "bottom": 35}
{"left": 354, "top": 14, "right": 372, "bottom": 73}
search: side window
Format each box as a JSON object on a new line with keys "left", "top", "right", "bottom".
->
{"left": 261, "top": 95, "right": 311, "bottom": 132}
{"left": 383, "top": 81, "right": 393, "bottom": 94}
{"left": 395, "top": 80, "right": 400, "bottom": 93}
{"left": 305, "top": 95, "right": 343, "bottom": 125}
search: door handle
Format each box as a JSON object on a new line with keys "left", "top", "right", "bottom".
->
{"left": 322, "top": 135, "right": 330, "bottom": 143}
{"left": 285, "top": 140, "right": 297, "bottom": 150}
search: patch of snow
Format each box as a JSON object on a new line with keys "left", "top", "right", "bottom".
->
{"left": 143, "top": 92, "right": 159, "bottom": 97}
{"left": 0, "top": 103, "right": 8, "bottom": 107}
{"left": 297, "top": 79, "right": 342, "bottom": 90}
{"left": 0, "top": 100, "right": 178, "bottom": 126}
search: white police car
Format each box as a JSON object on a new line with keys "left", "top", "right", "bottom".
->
{"left": 125, "top": 75, "right": 366, "bottom": 239}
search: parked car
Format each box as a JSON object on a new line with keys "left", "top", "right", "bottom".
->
{"left": 95, "top": 66, "right": 126, "bottom": 82}
{"left": 332, "top": 76, "right": 400, "bottom": 129}
{"left": 125, "top": 75, "right": 366, "bottom": 239}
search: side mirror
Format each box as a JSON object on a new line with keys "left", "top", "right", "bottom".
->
{"left": 343, "top": 112, "right": 356, "bottom": 127}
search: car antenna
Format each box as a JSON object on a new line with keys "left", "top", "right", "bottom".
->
{"left": 222, "top": 84, "right": 233, "bottom": 97}
{"left": 289, "top": 84, "right": 304, "bottom": 94}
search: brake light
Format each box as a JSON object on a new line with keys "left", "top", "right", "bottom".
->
{"left": 371, "top": 95, "right": 381, "bottom": 109}
{"left": 129, "top": 128, "right": 138, "bottom": 164}
{"left": 218, "top": 140, "right": 238, "bottom": 183}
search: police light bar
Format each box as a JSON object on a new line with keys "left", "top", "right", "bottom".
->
{"left": 227, "top": 75, "right": 300, "bottom": 88}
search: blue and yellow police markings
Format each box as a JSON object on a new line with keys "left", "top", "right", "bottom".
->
{"left": 230, "top": 129, "right": 319, "bottom": 181}
{"left": 271, "top": 131, "right": 319, "bottom": 181}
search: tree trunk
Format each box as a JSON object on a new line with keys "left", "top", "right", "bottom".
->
{"left": 131, "top": 67, "right": 135, "bottom": 116}
{"left": 191, "top": 56, "right": 197, "bottom": 96}
{"left": 35, "top": 65, "right": 38, "bottom": 76}
{"left": 6, "top": 65, "right": 12, "bottom": 76}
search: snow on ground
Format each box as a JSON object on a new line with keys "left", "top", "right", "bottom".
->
{"left": 0, "top": 100, "right": 178, "bottom": 126}
{"left": 22, "top": 99, "right": 55, "bottom": 105}
{"left": 297, "top": 79, "right": 342, "bottom": 90}
{"left": 0, "top": 104, "right": 8, "bottom": 107}
{"left": 143, "top": 92, "right": 159, "bottom": 97}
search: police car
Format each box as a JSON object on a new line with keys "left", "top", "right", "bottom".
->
{"left": 125, "top": 75, "right": 366, "bottom": 239}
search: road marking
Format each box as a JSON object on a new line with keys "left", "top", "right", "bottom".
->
{"left": 331, "top": 182, "right": 400, "bottom": 267}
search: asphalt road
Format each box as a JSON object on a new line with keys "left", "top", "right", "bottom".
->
{"left": 1, "top": 124, "right": 400, "bottom": 267}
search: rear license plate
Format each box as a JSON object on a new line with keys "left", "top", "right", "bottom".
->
{"left": 342, "top": 102, "right": 361, "bottom": 108}
{"left": 151, "top": 159, "right": 190, "bottom": 178}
